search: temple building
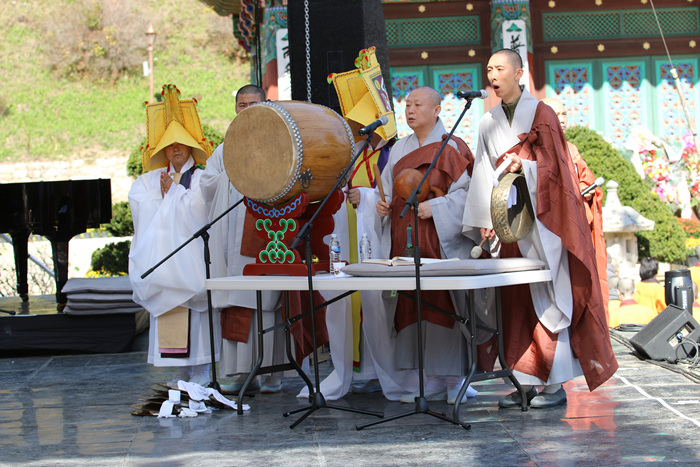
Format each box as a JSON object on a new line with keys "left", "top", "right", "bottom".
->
{"left": 204, "top": 0, "right": 698, "bottom": 150}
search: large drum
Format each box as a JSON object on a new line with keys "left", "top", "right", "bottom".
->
{"left": 223, "top": 100, "right": 354, "bottom": 205}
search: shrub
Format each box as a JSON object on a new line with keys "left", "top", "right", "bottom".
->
{"left": 0, "top": 95, "right": 9, "bottom": 118}
{"left": 566, "top": 126, "right": 687, "bottom": 264}
{"left": 102, "top": 201, "right": 134, "bottom": 237}
{"left": 90, "top": 240, "right": 131, "bottom": 276}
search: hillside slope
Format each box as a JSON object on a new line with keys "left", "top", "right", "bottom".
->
{"left": 0, "top": 0, "right": 249, "bottom": 163}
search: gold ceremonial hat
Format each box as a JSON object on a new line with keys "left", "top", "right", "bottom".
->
{"left": 329, "top": 47, "right": 397, "bottom": 142}
{"left": 141, "top": 84, "right": 213, "bottom": 172}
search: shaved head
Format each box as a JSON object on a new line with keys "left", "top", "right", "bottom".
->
{"left": 617, "top": 278, "right": 635, "bottom": 298}
{"left": 541, "top": 97, "right": 564, "bottom": 113}
{"left": 493, "top": 48, "right": 523, "bottom": 70}
{"left": 541, "top": 96, "right": 568, "bottom": 131}
{"left": 410, "top": 86, "right": 442, "bottom": 106}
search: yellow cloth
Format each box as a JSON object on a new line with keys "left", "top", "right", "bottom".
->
{"left": 142, "top": 84, "right": 212, "bottom": 172}
{"left": 689, "top": 266, "right": 700, "bottom": 287}
{"left": 634, "top": 281, "right": 666, "bottom": 314}
{"left": 608, "top": 299, "right": 621, "bottom": 315}
{"left": 609, "top": 302, "right": 657, "bottom": 328}
{"left": 330, "top": 47, "right": 396, "bottom": 143}
{"left": 157, "top": 306, "right": 189, "bottom": 349}
{"left": 347, "top": 146, "right": 386, "bottom": 370}
{"left": 172, "top": 172, "right": 182, "bottom": 185}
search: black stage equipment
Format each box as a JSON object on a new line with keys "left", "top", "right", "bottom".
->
{"left": 629, "top": 304, "right": 700, "bottom": 362}
{"left": 664, "top": 269, "right": 693, "bottom": 314}
{"left": 287, "top": 0, "right": 391, "bottom": 111}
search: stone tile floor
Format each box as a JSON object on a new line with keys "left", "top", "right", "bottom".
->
{"left": 1, "top": 327, "right": 700, "bottom": 466}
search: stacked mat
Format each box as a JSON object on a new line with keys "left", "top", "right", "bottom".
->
{"left": 62, "top": 276, "right": 142, "bottom": 315}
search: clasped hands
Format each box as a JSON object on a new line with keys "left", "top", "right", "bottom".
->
{"left": 376, "top": 198, "right": 432, "bottom": 219}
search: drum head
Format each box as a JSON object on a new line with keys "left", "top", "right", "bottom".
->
{"left": 491, "top": 173, "right": 535, "bottom": 244}
{"left": 223, "top": 103, "right": 297, "bottom": 202}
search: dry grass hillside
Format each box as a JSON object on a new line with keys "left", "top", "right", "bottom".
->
{"left": 0, "top": 0, "right": 250, "bottom": 164}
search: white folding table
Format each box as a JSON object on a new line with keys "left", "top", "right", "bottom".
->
{"left": 206, "top": 268, "right": 552, "bottom": 426}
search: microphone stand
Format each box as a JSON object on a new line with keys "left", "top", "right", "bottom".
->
{"left": 357, "top": 96, "right": 477, "bottom": 431}
{"left": 283, "top": 131, "right": 384, "bottom": 428}
{"left": 141, "top": 197, "right": 244, "bottom": 393}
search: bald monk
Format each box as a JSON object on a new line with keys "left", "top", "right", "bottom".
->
{"left": 609, "top": 278, "right": 656, "bottom": 328}
{"left": 462, "top": 49, "right": 617, "bottom": 408}
{"left": 376, "top": 86, "right": 477, "bottom": 404}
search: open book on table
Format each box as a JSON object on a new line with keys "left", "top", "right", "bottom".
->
{"left": 360, "top": 256, "right": 460, "bottom": 266}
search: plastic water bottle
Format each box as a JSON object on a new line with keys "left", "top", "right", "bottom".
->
{"left": 329, "top": 233, "right": 341, "bottom": 274}
{"left": 359, "top": 233, "right": 371, "bottom": 262}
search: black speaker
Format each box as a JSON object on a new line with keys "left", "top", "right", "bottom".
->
{"left": 629, "top": 304, "right": 700, "bottom": 362}
{"left": 664, "top": 269, "right": 692, "bottom": 309}
{"left": 287, "top": 0, "right": 391, "bottom": 113}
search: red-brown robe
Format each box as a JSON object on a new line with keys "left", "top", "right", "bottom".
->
{"left": 479, "top": 103, "right": 617, "bottom": 391}
{"left": 390, "top": 135, "right": 473, "bottom": 332}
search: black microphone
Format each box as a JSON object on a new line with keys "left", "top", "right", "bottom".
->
{"left": 358, "top": 116, "right": 389, "bottom": 136}
{"left": 581, "top": 176, "right": 604, "bottom": 196}
{"left": 455, "top": 89, "right": 488, "bottom": 100}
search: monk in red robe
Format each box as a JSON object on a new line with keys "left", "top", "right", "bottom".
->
{"left": 463, "top": 49, "right": 617, "bottom": 409}
{"left": 376, "top": 86, "right": 476, "bottom": 404}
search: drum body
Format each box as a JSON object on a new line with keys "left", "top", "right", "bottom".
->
{"left": 223, "top": 101, "right": 354, "bottom": 205}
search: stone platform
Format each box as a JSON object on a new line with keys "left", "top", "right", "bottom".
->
{"left": 1, "top": 329, "right": 699, "bottom": 465}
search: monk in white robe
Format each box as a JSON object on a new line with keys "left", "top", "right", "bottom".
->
{"left": 129, "top": 149, "right": 220, "bottom": 387}
{"left": 376, "top": 86, "right": 477, "bottom": 404}
{"left": 201, "top": 84, "right": 299, "bottom": 393}
{"left": 201, "top": 144, "right": 290, "bottom": 393}
{"left": 463, "top": 49, "right": 617, "bottom": 408}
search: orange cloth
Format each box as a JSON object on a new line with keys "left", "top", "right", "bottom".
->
{"left": 609, "top": 299, "right": 656, "bottom": 328}
{"left": 221, "top": 306, "right": 253, "bottom": 343}
{"left": 634, "top": 280, "right": 666, "bottom": 314}
{"left": 568, "top": 141, "right": 608, "bottom": 322}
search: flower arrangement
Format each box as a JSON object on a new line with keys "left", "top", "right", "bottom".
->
{"left": 627, "top": 126, "right": 695, "bottom": 215}
{"left": 677, "top": 217, "right": 700, "bottom": 238}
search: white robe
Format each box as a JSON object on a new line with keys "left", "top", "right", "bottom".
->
{"left": 462, "top": 89, "right": 583, "bottom": 385}
{"left": 129, "top": 156, "right": 220, "bottom": 367}
{"left": 377, "top": 118, "right": 474, "bottom": 376}
{"left": 296, "top": 198, "right": 356, "bottom": 401}
{"left": 354, "top": 186, "right": 419, "bottom": 399}
{"left": 199, "top": 144, "right": 287, "bottom": 377}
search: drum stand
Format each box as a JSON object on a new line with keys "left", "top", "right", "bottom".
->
{"left": 283, "top": 133, "right": 385, "bottom": 428}
{"left": 357, "top": 97, "right": 479, "bottom": 431}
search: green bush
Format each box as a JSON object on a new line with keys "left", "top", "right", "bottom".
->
{"left": 566, "top": 126, "right": 687, "bottom": 264}
{"left": 102, "top": 201, "right": 134, "bottom": 236}
{"left": 126, "top": 123, "right": 224, "bottom": 179}
{"left": 90, "top": 240, "right": 131, "bottom": 276}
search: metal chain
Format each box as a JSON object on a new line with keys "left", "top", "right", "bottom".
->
{"left": 304, "top": 0, "right": 311, "bottom": 102}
